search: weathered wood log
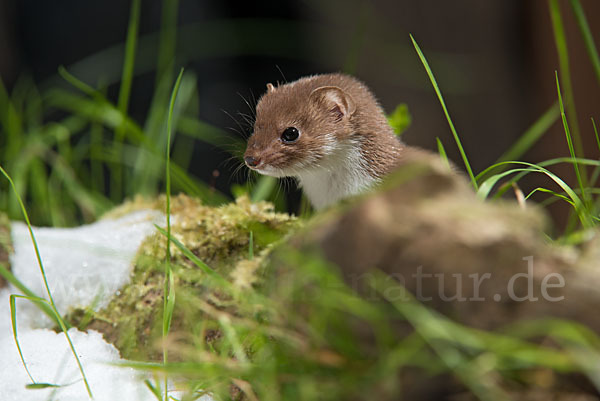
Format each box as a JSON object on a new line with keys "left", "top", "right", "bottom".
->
{"left": 265, "top": 153, "right": 600, "bottom": 400}
{"left": 283, "top": 153, "right": 600, "bottom": 332}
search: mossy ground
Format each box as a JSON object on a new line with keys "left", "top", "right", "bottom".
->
{"left": 69, "top": 194, "right": 300, "bottom": 361}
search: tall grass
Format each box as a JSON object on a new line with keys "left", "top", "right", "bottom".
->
{"left": 411, "top": 2, "right": 600, "bottom": 233}
{"left": 0, "top": 166, "right": 93, "bottom": 397}
{"left": 160, "top": 67, "right": 183, "bottom": 401}
{"left": 410, "top": 34, "right": 477, "bottom": 190}
{"left": 549, "top": 0, "right": 585, "bottom": 159}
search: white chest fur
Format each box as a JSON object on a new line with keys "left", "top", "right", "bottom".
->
{"left": 296, "top": 144, "right": 378, "bottom": 210}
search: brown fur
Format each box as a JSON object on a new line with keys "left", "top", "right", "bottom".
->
{"left": 245, "top": 73, "right": 403, "bottom": 178}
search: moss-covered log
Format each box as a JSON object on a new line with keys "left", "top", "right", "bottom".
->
{"left": 70, "top": 195, "right": 299, "bottom": 360}
{"left": 70, "top": 155, "right": 600, "bottom": 401}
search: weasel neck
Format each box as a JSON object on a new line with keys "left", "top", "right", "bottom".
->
{"left": 296, "top": 143, "right": 378, "bottom": 210}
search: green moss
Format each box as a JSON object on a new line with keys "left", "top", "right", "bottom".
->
{"left": 69, "top": 194, "right": 299, "bottom": 360}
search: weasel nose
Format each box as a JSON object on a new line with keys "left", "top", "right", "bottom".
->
{"left": 244, "top": 156, "right": 260, "bottom": 168}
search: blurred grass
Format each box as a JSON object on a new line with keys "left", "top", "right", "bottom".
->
{"left": 159, "top": 67, "right": 184, "bottom": 401}
{"left": 570, "top": 0, "right": 600, "bottom": 87}
{"left": 120, "top": 243, "right": 600, "bottom": 400}
{"left": 549, "top": 0, "right": 584, "bottom": 160}
{"left": 0, "top": 17, "right": 313, "bottom": 226}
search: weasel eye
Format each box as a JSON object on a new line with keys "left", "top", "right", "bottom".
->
{"left": 281, "top": 127, "right": 300, "bottom": 143}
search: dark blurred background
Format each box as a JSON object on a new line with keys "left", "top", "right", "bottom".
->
{"left": 1, "top": 0, "right": 599, "bottom": 224}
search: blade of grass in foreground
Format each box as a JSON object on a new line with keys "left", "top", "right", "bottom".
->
{"left": 0, "top": 164, "right": 93, "bottom": 398}
{"left": 10, "top": 294, "right": 38, "bottom": 383}
{"left": 162, "top": 67, "right": 184, "bottom": 401}
{"left": 370, "top": 272, "right": 510, "bottom": 401}
{"left": 410, "top": 34, "right": 477, "bottom": 189}
{"left": 10, "top": 295, "right": 82, "bottom": 390}
{"left": 251, "top": 176, "right": 277, "bottom": 202}
{"left": 0, "top": 263, "right": 59, "bottom": 326}
{"left": 155, "top": 225, "right": 231, "bottom": 289}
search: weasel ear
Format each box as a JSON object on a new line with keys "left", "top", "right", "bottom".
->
{"left": 266, "top": 83, "right": 275, "bottom": 92}
{"left": 309, "top": 86, "right": 356, "bottom": 121}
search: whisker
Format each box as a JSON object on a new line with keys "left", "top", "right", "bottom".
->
{"left": 221, "top": 109, "right": 248, "bottom": 139}
{"left": 237, "top": 92, "right": 257, "bottom": 119}
{"left": 249, "top": 89, "right": 258, "bottom": 112}
{"left": 275, "top": 65, "right": 287, "bottom": 83}
{"left": 237, "top": 112, "right": 255, "bottom": 130}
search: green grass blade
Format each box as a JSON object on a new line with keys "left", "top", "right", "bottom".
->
{"left": 27, "top": 160, "right": 51, "bottom": 224}
{"left": 154, "top": 225, "right": 231, "bottom": 289}
{"left": 476, "top": 161, "right": 591, "bottom": 228}
{"left": 162, "top": 67, "right": 183, "bottom": 401}
{"left": 11, "top": 295, "right": 91, "bottom": 393}
{"left": 45, "top": 89, "right": 146, "bottom": 143}
{"left": 112, "top": 0, "right": 141, "bottom": 201}
{"left": 251, "top": 176, "right": 277, "bottom": 202}
{"left": 591, "top": 119, "right": 600, "bottom": 187}
{"left": 410, "top": 34, "right": 476, "bottom": 189}
{"left": 370, "top": 272, "right": 510, "bottom": 401}
{"left": 177, "top": 116, "right": 246, "bottom": 153}
{"left": 165, "top": 68, "right": 185, "bottom": 261}
{"left": 117, "top": 0, "right": 141, "bottom": 128}
{"left": 53, "top": 315, "right": 94, "bottom": 397}
{"left": 555, "top": 72, "right": 588, "bottom": 207}
{"left": 0, "top": 77, "right": 23, "bottom": 157}
{"left": 46, "top": 88, "right": 228, "bottom": 204}
{"left": 481, "top": 156, "right": 600, "bottom": 202}
{"left": 248, "top": 231, "right": 254, "bottom": 260}
{"left": 58, "top": 66, "right": 104, "bottom": 100}
{"left": 134, "top": 71, "right": 196, "bottom": 197}
{"left": 593, "top": 118, "right": 600, "bottom": 152}
{"left": 89, "top": 119, "right": 106, "bottom": 195}
{"left": 0, "top": 165, "right": 93, "bottom": 398}
{"left": 436, "top": 137, "right": 450, "bottom": 170}
{"left": 0, "top": 263, "right": 60, "bottom": 326}
{"left": 477, "top": 157, "right": 600, "bottom": 182}
{"left": 0, "top": 165, "right": 56, "bottom": 305}
{"left": 591, "top": 119, "right": 600, "bottom": 212}
{"left": 144, "top": 379, "right": 163, "bottom": 401}
{"left": 10, "top": 294, "right": 38, "bottom": 383}
{"left": 387, "top": 103, "right": 412, "bottom": 137}
{"left": 526, "top": 187, "right": 573, "bottom": 205}
{"left": 156, "top": 0, "right": 179, "bottom": 86}
{"left": 549, "top": 0, "right": 585, "bottom": 159}
{"left": 569, "top": 0, "right": 600, "bottom": 87}
{"left": 26, "top": 383, "right": 61, "bottom": 389}
{"left": 218, "top": 315, "right": 249, "bottom": 365}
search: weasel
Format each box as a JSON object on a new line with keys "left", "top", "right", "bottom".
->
{"left": 244, "top": 73, "right": 404, "bottom": 210}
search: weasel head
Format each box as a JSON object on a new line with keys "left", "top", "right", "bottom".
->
{"left": 244, "top": 79, "right": 357, "bottom": 178}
